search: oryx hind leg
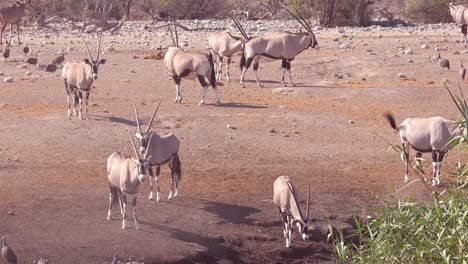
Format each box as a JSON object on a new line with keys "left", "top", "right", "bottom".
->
{"left": 168, "top": 159, "right": 175, "bottom": 200}
{"left": 286, "top": 60, "right": 294, "bottom": 86}
{"left": 253, "top": 57, "right": 263, "bottom": 87}
{"left": 77, "top": 91, "right": 84, "bottom": 120}
{"left": 65, "top": 81, "right": 72, "bottom": 118}
{"left": 173, "top": 76, "right": 182, "bottom": 103}
{"left": 197, "top": 75, "right": 208, "bottom": 106}
{"left": 415, "top": 152, "right": 424, "bottom": 174}
{"left": 84, "top": 92, "right": 90, "bottom": 120}
{"left": 121, "top": 194, "right": 128, "bottom": 229}
{"left": 281, "top": 59, "right": 287, "bottom": 87}
{"left": 226, "top": 57, "right": 232, "bottom": 82}
{"left": 216, "top": 56, "right": 223, "bottom": 81}
{"left": 156, "top": 165, "right": 161, "bottom": 202}
{"left": 402, "top": 143, "right": 410, "bottom": 182}
{"left": 432, "top": 152, "right": 445, "bottom": 186}
{"left": 240, "top": 57, "right": 254, "bottom": 88}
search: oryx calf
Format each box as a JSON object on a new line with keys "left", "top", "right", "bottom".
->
{"left": 273, "top": 176, "right": 311, "bottom": 248}
{"left": 384, "top": 113, "right": 463, "bottom": 186}
{"left": 237, "top": 5, "right": 318, "bottom": 88}
{"left": 133, "top": 104, "right": 182, "bottom": 201}
{"left": 164, "top": 47, "right": 220, "bottom": 105}
{"left": 106, "top": 130, "right": 152, "bottom": 230}
{"left": 209, "top": 31, "right": 245, "bottom": 81}
{"left": 62, "top": 32, "right": 106, "bottom": 120}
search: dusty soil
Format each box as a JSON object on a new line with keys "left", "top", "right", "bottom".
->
{"left": 0, "top": 22, "right": 465, "bottom": 263}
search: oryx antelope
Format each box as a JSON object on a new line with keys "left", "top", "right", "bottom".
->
{"left": 164, "top": 47, "right": 220, "bottom": 105}
{"left": 273, "top": 176, "right": 311, "bottom": 248}
{"left": 133, "top": 103, "right": 182, "bottom": 201}
{"left": 0, "top": 0, "right": 29, "bottom": 46}
{"left": 62, "top": 32, "right": 106, "bottom": 120}
{"left": 106, "top": 130, "right": 153, "bottom": 230}
{"left": 209, "top": 30, "right": 245, "bottom": 81}
{"left": 384, "top": 112, "right": 463, "bottom": 186}
{"left": 449, "top": 2, "right": 468, "bottom": 48}
{"left": 236, "top": 5, "right": 318, "bottom": 88}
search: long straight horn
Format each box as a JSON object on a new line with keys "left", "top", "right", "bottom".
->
{"left": 133, "top": 104, "right": 143, "bottom": 135}
{"left": 144, "top": 133, "right": 154, "bottom": 157}
{"left": 230, "top": 15, "right": 248, "bottom": 39}
{"left": 78, "top": 31, "right": 95, "bottom": 61}
{"left": 127, "top": 129, "right": 140, "bottom": 159}
{"left": 96, "top": 32, "right": 103, "bottom": 61}
{"left": 292, "top": 5, "right": 313, "bottom": 33}
{"left": 146, "top": 101, "right": 161, "bottom": 134}
{"left": 174, "top": 22, "right": 179, "bottom": 48}
{"left": 280, "top": 3, "right": 309, "bottom": 33}
{"left": 306, "top": 179, "right": 310, "bottom": 221}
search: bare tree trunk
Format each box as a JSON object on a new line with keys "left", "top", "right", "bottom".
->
{"left": 320, "top": 0, "right": 335, "bottom": 26}
{"left": 124, "top": 0, "right": 132, "bottom": 20}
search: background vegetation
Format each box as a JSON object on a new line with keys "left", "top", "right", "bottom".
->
{"left": 21, "top": 0, "right": 468, "bottom": 27}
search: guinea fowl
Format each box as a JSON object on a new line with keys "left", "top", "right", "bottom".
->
{"left": 45, "top": 63, "right": 57, "bottom": 73}
{"left": 23, "top": 45, "right": 29, "bottom": 56}
{"left": 25, "top": 53, "right": 38, "bottom": 65}
{"left": 438, "top": 53, "right": 450, "bottom": 71}
{"left": 460, "top": 61, "right": 466, "bottom": 80}
{"left": 1, "top": 236, "right": 17, "bottom": 264}
{"left": 2, "top": 47, "right": 10, "bottom": 61}
{"left": 52, "top": 52, "right": 65, "bottom": 66}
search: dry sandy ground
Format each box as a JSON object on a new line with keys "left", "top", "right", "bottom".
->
{"left": 0, "top": 22, "right": 465, "bottom": 263}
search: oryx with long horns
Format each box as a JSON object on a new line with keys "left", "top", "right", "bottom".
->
{"left": 62, "top": 32, "right": 106, "bottom": 120}
{"left": 235, "top": 5, "right": 318, "bottom": 88}
{"left": 164, "top": 22, "right": 220, "bottom": 105}
{"left": 273, "top": 176, "right": 311, "bottom": 248}
{"left": 133, "top": 103, "right": 182, "bottom": 201}
{"left": 106, "top": 130, "right": 152, "bottom": 230}
{"left": 209, "top": 24, "right": 246, "bottom": 81}
{"left": 448, "top": 2, "right": 468, "bottom": 48}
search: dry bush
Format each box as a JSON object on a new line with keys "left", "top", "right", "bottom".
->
{"left": 403, "top": 0, "right": 468, "bottom": 23}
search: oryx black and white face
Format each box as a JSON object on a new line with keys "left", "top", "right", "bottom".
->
{"left": 83, "top": 58, "right": 107, "bottom": 80}
{"left": 309, "top": 33, "right": 318, "bottom": 49}
{"left": 134, "top": 156, "right": 151, "bottom": 182}
{"left": 133, "top": 102, "right": 161, "bottom": 154}
{"left": 136, "top": 132, "right": 150, "bottom": 154}
{"left": 296, "top": 220, "right": 310, "bottom": 240}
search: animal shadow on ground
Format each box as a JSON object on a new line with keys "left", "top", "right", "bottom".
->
{"left": 216, "top": 102, "right": 268, "bottom": 109}
{"left": 94, "top": 115, "right": 137, "bottom": 126}
{"left": 199, "top": 199, "right": 261, "bottom": 225}
{"left": 139, "top": 222, "right": 244, "bottom": 264}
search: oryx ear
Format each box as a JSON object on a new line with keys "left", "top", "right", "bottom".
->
{"left": 83, "top": 58, "right": 91, "bottom": 64}
{"left": 100, "top": 59, "right": 107, "bottom": 65}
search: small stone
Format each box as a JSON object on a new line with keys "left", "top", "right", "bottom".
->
{"left": 407, "top": 59, "right": 414, "bottom": 63}
{"left": 269, "top": 128, "right": 276, "bottom": 133}
{"left": 293, "top": 131, "right": 300, "bottom": 134}
{"left": 4, "top": 77, "right": 13, "bottom": 83}
{"left": 91, "top": 103, "right": 98, "bottom": 106}
{"left": 227, "top": 124, "right": 236, "bottom": 129}
{"left": 17, "top": 64, "right": 27, "bottom": 69}
{"left": 397, "top": 73, "right": 407, "bottom": 78}
{"left": 7, "top": 211, "right": 14, "bottom": 216}
{"left": 404, "top": 48, "right": 413, "bottom": 55}
{"left": 0, "top": 72, "right": 3, "bottom": 76}
{"left": 25, "top": 71, "right": 32, "bottom": 75}
{"left": 421, "top": 44, "right": 429, "bottom": 49}
{"left": 454, "top": 51, "right": 460, "bottom": 55}
{"left": 102, "top": 109, "right": 109, "bottom": 113}
{"left": 348, "top": 120, "right": 355, "bottom": 124}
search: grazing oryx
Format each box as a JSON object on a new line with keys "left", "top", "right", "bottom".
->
{"left": 133, "top": 103, "right": 182, "bottom": 201}
{"left": 106, "top": 130, "right": 153, "bottom": 230}
{"left": 449, "top": 2, "right": 468, "bottom": 48}
{"left": 0, "top": 0, "right": 29, "bottom": 46}
{"left": 384, "top": 112, "right": 463, "bottom": 186}
{"left": 273, "top": 176, "right": 311, "bottom": 248}
{"left": 209, "top": 30, "right": 245, "bottom": 81}
{"left": 164, "top": 47, "right": 220, "bottom": 106}
{"left": 62, "top": 32, "right": 106, "bottom": 120}
{"left": 236, "top": 5, "right": 318, "bottom": 88}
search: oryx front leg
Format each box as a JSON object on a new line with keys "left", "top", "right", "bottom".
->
{"left": 402, "top": 143, "right": 410, "bottom": 182}
{"left": 415, "top": 152, "right": 424, "bottom": 174}
{"left": 84, "top": 92, "right": 90, "bottom": 120}
{"left": 281, "top": 59, "right": 287, "bottom": 87}
{"left": 148, "top": 166, "right": 155, "bottom": 200}
{"left": 216, "top": 56, "right": 223, "bottom": 81}
{"left": 132, "top": 196, "right": 139, "bottom": 230}
{"left": 156, "top": 165, "right": 161, "bottom": 202}
{"left": 240, "top": 57, "right": 253, "bottom": 88}
{"left": 77, "top": 91, "right": 84, "bottom": 120}
{"left": 432, "top": 152, "right": 444, "bottom": 186}
{"left": 121, "top": 194, "right": 127, "bottom": 229}
{"left": 286, "top": 60, "right": 294, "bottom": 86}
{"left": 197, "top": 75, "right": 208, "bottom": 106}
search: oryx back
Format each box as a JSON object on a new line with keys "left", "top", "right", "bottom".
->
{"left": 146, "top": 132, "right": 180, "bottom": 164}
{"left": 165, "top": 47, "right": 212, "bottom": 77}
{"left": 209, "top": 31, "right": 244, "bottom": 57}
{"left": 246, "top": 33, "right": 312, "bottom": 60}
{"left": 273, "top": 176, "right": 304, "bottom": 220}
{"left": 449, "top": 3, "right": 468, "bottom": 24}
{"left": 62, "top": 61, "right": 93, "bottom": 90}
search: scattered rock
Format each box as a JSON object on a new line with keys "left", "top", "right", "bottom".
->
{"left": 16, "top": 64, "right": 27, "bottom": 69}
{"left": 7, "top": 211, "right": 14, "bottom": 216}
{"left": 421, "top": 44, "right": 429, "bottom": 49}
{"left": 102, "top": 109, "right": 109, "bottom": 113}
{"left": 4, "top": 77, "right": 13, "bottom": 83}
{"left": 25, "top": 71, "right": 32, "bottom": 76}
{"left": 397, "top": 73, "right": 407, "bottom": 78}
{"left": 227, "top": 124, "right": 236, "bottom": 129}
{"left": 0, "top": 72, "right": 4, "bottom": 76}
{"left": 404, "top": 48, "right": 413, "bottom": 54}
{"left": 269, "top": 128, "right": 276, "bottom": 133}
{"left": 348, "top": 120, "right": 355, "bottom": 124}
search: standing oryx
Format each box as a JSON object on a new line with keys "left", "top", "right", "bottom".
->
{"left": 273, "top": 176, "right": 311, "bottom": 248}
{"left": 209, "top": 30, "right": 245, "bottom": 81}
{"left": 384, "top": 112, "right": 463, "bottom": 186}
{"left": 236, "top": 5, "right": 318, "bottom": 88}
{"left": 106, "top": 130, "right": 153, "bottom": 230}
{"left": 164, "top": 47, "right": 220, "bottom": 105}
{"left": 133, "top": 103, "right": 182, "bottom": 202}
{"left": 62, "top": 32, "right": 106, "bottom": 120}
{"left": 0, "top": 0, "right": 30, "bottom": 46}
{"left": 449, "top": 2, "right": 468, "bottom": 48}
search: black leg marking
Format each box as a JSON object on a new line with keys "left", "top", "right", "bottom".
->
{"left": 173, "top": 76, "right": 181, "bottom": 85}
{"left": 197, "top": 75, "right": 208, "bottom": 87}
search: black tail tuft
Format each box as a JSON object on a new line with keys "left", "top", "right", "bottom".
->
{"left": 240, "top": 51, "right": 246, "bottom": 71}
{"left": 383, "top": 112, "right": 398, "bottom": 131}
{"left": 109, "top": 184, "right": 120, "bottom": 210}
{"left": 172, "top": 153, "right": 182, "bottom": 181}
{"left": 208, "top": 52, "right": 216, "bottom": 88}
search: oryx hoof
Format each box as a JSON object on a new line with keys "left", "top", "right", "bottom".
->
{"left": 148, "top": 192, "right": 154, "bottom": 200}
{"left": 135, "top": 224, "right": 140, "bottom": 231}
{"left": 157, "top": 192, "right": 161, "bottom": 202}
{"left": 122, "top": 223, "right": 126, "bottom": 229}
{"left": 168, "top": 191, "right": 173, "bottom": 200}
{"left": 174, "top": 189, "right": 178, "bottom": 197}
{"left": 226, "top": 78, "right": 231, "bottom": 82}
{"left": 198, "top": 100, "right": 205, "bottom": 106}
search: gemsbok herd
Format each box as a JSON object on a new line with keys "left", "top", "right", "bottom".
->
{"left": 1, "top": 1, "right": 466, "bottom": 250}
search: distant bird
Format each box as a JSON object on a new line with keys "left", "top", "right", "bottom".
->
{"left": 25, "top": 53, "right": 38, "bottom": 65}
{"left": 2, "top": 47, "right": 10, "bottom": 61}
{"left": 23, "top": 45, "right": 29, "bottom": 57}
{"left": 45, "top": 64, "right": 57, "bottom": 73}
{"left": 52, "top": 52, "right": 65, "bottom": 66}
{"left": 460, "top": 61, "right": 466, "bottom": 80}
{"left": 438, "top": 53, "right": 450, "bottom": 71}
{"left": 1, "top": 236, "right": 17, "bottom": 264}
